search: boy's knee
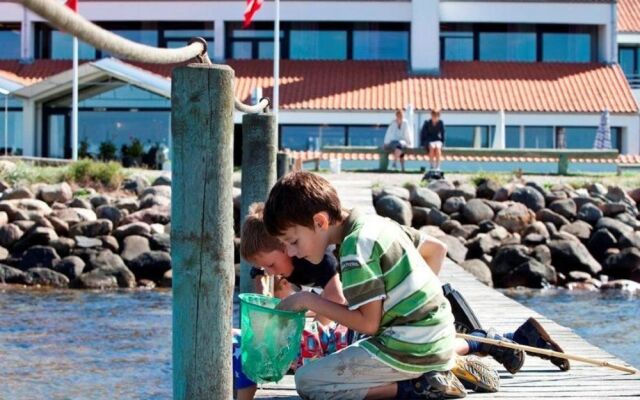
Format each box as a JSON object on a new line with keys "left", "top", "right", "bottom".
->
{"left": 295, "top": 365, "right": 325, "bottom": 399}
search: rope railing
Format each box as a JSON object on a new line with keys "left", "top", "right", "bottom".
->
{"left": 18, "top": 0, "right": 269, "bottom": 113}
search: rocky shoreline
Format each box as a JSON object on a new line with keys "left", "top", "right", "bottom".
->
{"left": 373, "top": 178, "right": 640, "bottom": 293}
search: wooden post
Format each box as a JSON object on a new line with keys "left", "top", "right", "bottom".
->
{"left": 171, "top": 64, "right": 235, "bottom": 400}
{"left": 379, "top": 152, "right": 389, "bottom": 171}
{"left": 558, "top": 153, "right": 569, "bottom": 175}
{"left": 277, "top": 151, "right": 291, "bottom": 178}
{"left": 240, "top": 113, "right": 277, "bottom": 294}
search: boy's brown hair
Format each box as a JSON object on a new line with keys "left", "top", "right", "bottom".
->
{"left": 240, "top": 202, "right": 285, "bottom": 260}
{"left": 263, "top": 171, "right": 343, "bottom": 236}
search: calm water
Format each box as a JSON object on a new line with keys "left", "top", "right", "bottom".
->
{"left": 1, "top": 288, "right": 637, "bottom": 399}
{"left": 507, "top": 289, "right": 640, "bottom": 368}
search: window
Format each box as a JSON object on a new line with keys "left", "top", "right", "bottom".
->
{"left": 37, "top": 22, "right": 213, "bottom": 59}
{"left": 524, "top": 126, "right": 554, "bottom": 148}
{"left": 445, "top": 126, "right": 475, "bottom": 147}
{"left": 479, "top": 30, "right": 536, "bottom": 62}
{"left": 619, "top": 46, "right": 640, "bottom": 87}
{"left": 563, "top": 126, "right": 620, "bottom": 151}
{"left": 280, "top": 126, "right": 346, "bottom": 150}
{"left": 290, "top": 27, "right": 347, "bottom": 60}
{"left": 0, "top": 24, "right": 21, "bottom": 59}
{"left": 226, "top": 23, "right": 281, "bottom": 59}
{"left": 505, "top": 126, "right": 521, "bottom": 148}
{"left": 348, "top": 126, "right": 386, "bottom": 146}
{"left": 542, "top": 32, "right": 592, "bottom": 62}
{"left": 441, "top": 31, "right": 473, "bottom": 61}
{"left": 353, "top": 28, "right": 409, "bottom": 60}
{"left": 0, "top": 108, "right": 23, "bottom": 154}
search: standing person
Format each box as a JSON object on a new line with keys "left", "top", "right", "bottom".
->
{"left": 421, "top": 109, "right": 446, "bottom": 171}
{"left": 383, "top": 109, "right": 413, "bottom": 171}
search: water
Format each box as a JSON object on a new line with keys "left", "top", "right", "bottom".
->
{"left": 507, "top": 289, "right": 640, "bottom": 368}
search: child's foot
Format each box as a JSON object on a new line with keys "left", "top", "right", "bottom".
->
{"left": 397, "top": 370, "right": 466, "bottom": 399}
{"left": 470, "top": 328, "right": 525, "bottom": 374}
{"left": 451, "top": 355, "right": 500, "bottom": 393}
{"left": 513, "top": 317, "right": 570, "bottom": 371}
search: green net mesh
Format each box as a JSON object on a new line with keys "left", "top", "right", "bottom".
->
{"left": 239, "top": 293, "right": 305, "bottom": 383}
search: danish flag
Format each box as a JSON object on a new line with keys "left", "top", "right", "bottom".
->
{"left": 243, "top": 0, "right": 263, "bottom": 28}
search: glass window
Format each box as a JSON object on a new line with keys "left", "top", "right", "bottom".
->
{"left": 51, "top": 31, "right": 97, "bottom": 59}
{"left": 280, "top": 126, "right": 346, "bottom": 150}
{"left": 258, "top": 41, "right": 274, "bottom": 59}
{"left": 353, "top": 30, "right": 409, "bottom": 60}
{"left": 524, "top": 126, "right": 554, "bottom": 148}
{"left": 232, "top": 42, "right": 253, "bottom": 59}
{"left": 79, "top": 85, "right": 170, "bottom": 109}
{"left": 562, "top": 126, "right": 619, "bottom": 150}
{"left": 479, "top": 31, "right": 536, "bottom": 62}
{"left": 506, "top": 126, "right": 521, "bottom": 148}
{"left": 442, "top": 32, "right": 473, "bottom": 61}
{"left": 0, "top": 110, "right": 23, "bottom": 154}
{"left": 543, "top": 33, "right": 591, "bottom": 62}
{"left": 290, "top": 29, "right": 347, "bottom": 60}
{"left": 348, "top": 126, "right": 386, "bottom": 146}
{"left": 0, "top": 25, "right": 20, "bottom": 59}
{"left": 103, "top": 30, "right": 158, "bottom": 57}
{"left": 445, "top": 126, "right": 475, "bottom": 147}
{"left": 620, "top": 47, "right": 636, "bottom": 76}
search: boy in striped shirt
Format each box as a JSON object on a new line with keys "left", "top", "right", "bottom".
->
{"left": 263, "top": 171, "right": 466, "bottom": 400}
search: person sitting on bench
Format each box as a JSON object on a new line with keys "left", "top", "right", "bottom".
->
{"left": 383, "top": 109, "right": 413, "bottom": 171}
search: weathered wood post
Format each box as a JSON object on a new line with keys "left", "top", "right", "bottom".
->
{"left": 239, "top": 113, "right": 277, "bottom": 294}
{"left": 277, "top": 151, "right": 291, "bottom": 178}
{"left": 171, "top": 64, "right": 235, "bottom": 400}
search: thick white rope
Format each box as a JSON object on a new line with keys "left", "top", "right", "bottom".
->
{"left": 18, "top": 0, "right": 270, "bottom": 113}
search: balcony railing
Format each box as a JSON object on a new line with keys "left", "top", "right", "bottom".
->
{"left": 626, "top": 74, "right": 640, "bottom": 89}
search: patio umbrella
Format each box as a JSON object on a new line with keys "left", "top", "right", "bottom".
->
{"left": 492, "top": 109, "right": 506, "bottom": 149}
{"left": 594, "top": 109, "right": 612, "bottom": 149}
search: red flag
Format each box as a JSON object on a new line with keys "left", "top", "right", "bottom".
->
{"left": 65, "top": 0, "right": 78, "bottom": 12}
{"left": 243, "top": 0, "right": 263, "bottom": 28}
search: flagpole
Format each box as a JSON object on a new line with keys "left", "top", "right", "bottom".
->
{"left": 71, "top": 35, "right": 79, "bottom": 161}
{"left": 273, "top": 0, "right": 280, "bottom": 128}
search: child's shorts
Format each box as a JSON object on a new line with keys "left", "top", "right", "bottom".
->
{"left": 232, "top": 329, "right": 256, "bottom": 389}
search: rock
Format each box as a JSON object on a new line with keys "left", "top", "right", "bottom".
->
{"left": 596, "top": 217, "right": 633, "bottom": 240}
{"left": 425, "top": 180, "right": 455, "bottom": 200}
{"left": 67, "top": 197, "right": 92, "bottom": 209}
{"left": 38, "top": 182, "right": 73, "bottom": 204}
{"left": 0, "top": 223, "right": 23, "bottom": 248}
{"left": 75, "top": 236, "right": 103, "bottom": 248}
{"left": 113, "top": 222, "right": 151, "bottom": 240}
{"left": 72, "top": 269, "right": 119, "bottom": 289}
{"left": 522, "top": 221, "right": 550, "bottom": 239}
{"left": 411, "top": 207, "right": 430, "bottom": 228}
{"left": 25, "top": 268, "right": 69, "bottom": 288}
{"left": 374, "top": 195, "right": 412, "bottom": 226}
{"left": 628, "top": 188, "right": 640, "bottom": 204}
{"left": 492, "top": 186, "right": 513, "bottom": 202}
{"left": 536, "top": 208, "right": 570, "bottom": 229}
{"left": 573, "top": 196, "right": 600, "bottom": 211}
{"left": 152, "top": 175, "right": 171, "bottom": 186}
{"left": 488, "top": 226, "right": 510, "bottom": 242}
{"left": 567, "top": 270, "right": 592, "bottom": 282}
{"left": 13, "top": 220, "right": 35, "bottom": 231}
{"left": 603, "top": 247, "right": 640, "bottom": 279}
{"left": 619, "top": 231, "right": 640, "bottom": 249}
{"left": 139, "top": 194, "right": 171, "bottom": 210}
{"left": 0, "top": 211, "right": 8, "bottom": 226}
{"left": 495, "top": 203, "right": 535, "bottom": 234}
{"left": 491, "top": 245, "right": 531, "bottom": 277}
{"left": 615, "top": 212, "right": 640, "bottom": 230}
{"left": 510, "top": 186, "right": 545, "bottom": 212}
{"left": 96, "top": 205, "right": 125, "bottom": 227}
{"left": 587, "top": 183, "right": 607, "bottom": 196}
{"left": 577, "top": 203, "right": 603, "bottom": 225}
{"left": 99, "top": 235, "right": 119, "bottom": 253}
{"left": 114, "top": 197, "right": 140, "bottom": 213}
{"left": 140, "top": 185, "right": 171, "bottom": 200}
{"left": 52, "top": 256, "right": 85, "bottom": 280}
{"left": 150, "top": 224, "right": 165, "bottom": 235}
{"left": 466, "top": 233, "right": 501, "bottom": 258}
{"left": 606, "top": 186, "right": 630, "bottom": 203}
{"left": 499, "top": 260, "right": 557, "bottom": 288}
{"left": 0, "top": 180, "right": 9, "bottom": 193}
{"left": 84, "top": 250, "right": 136, "bottom": 288}
{"left": 523, "top": 233, "right": 546, "bottom": 246}
{"left": 375, "top": 186, "right": 410, "bottom": 202}
{"left": 49, "top": 237, "right": 75, "bottom": 258}
{"left": 476, "top": 179, "right": 501, "bottom": 200}
{"left": 460, "top": 259, "right": 493, "bottom": 286}
{"left": 602, "top": 203, "right": 627, "bottom": 217}
{"left": 159, "top": 269, "right": 172, "bottom": 288}
{"left": 121, "top": 235, "right": 151, "bottom": 263}
{"left": 587, "top": 228, "right": 617, "bottom": 262}
{"left": 547, "top": 239, "right": 602, "bottom": 276}
{"left": 2, "top": 187, "right": 34, "bottom": 200}
{"left": 481, "top": 199, "right": 508, "bottom": 214}
{"left": 150, "top": 233, "right": 170, "bottom": 252}
{"left": 137, "top": 279, "right": 156, "bottom": 289}
{"left": 440, "top": 184, "right": 476, "bottom": 202}
{"left": 478, "top": 220, "right": 498, "bottom": 233}
{"left": 549, "top": 199, "right": 577, "bottom": 220}
{"left": 601, "top": 279, "right": 640, "bottom": 293}
{"left": 69, "top": 219, "right": 113, "bottom": 238}
{"left": 46, "top": 215, "right": 69, "bottom": 237}
{"left": 89, "top": 194, "right": 111, "bottom": 209}
{"left": 462, "top": 199, "right": 494, "bottom": 225}
{"left": 0, "top": 199, "right": 51, "bottom": 219}
{"left": 0, "top": 264, "right": 29, "bottom": 284}
{"left": 12, "top": 227, "right": 58, "bottom": 254}
{"left": 123, "top": 175, "right": 150, "bottom": 196}
{"left": 439, "top": 235, "right": 467, "bottom": 264}
{"left": 128, "top": 251, "right": 172, "bottom": 282}
{"left": 19, "top": 245, "right": 60, "bottom": 270}
{"left": 440, "top": 220, "right": 462, "bottom": 235}
{"left": 121, "top": 205, "right": 170, "bottom": 225}
{"left": 450, "top": 224, "right": 478, "bottom": 240}
{"left": 560, "top": 220, "right": 592, "bottom": 242}
{"left": 409, "top": 187, "right": 441, "bottom": 209}
{"left": 426, "top": 208, "right": 449, "bottom": 226}
{"left": 532, "top": 244, "right": 552, "bottom": 265}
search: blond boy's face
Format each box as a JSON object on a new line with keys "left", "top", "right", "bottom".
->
{"left": 278, "top": 213, "right": 330, "bottom": 264}
{"left": 248, "top": 249, "right": 294, "bottom": 277}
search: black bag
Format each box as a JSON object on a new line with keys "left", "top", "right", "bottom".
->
{"left": 442, "top": 283, "right": 483, "bottom": 333}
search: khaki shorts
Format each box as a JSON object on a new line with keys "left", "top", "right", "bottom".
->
{"left": 428, "top": 141, "right": 443, "bottom": 149}
{"left": 294, "top": 345, "right": 422, "bottom": 400}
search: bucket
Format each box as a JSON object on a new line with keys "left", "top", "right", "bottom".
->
{"left": 239, "top": 294, "right": 306, "bottom": 383}
{"left": 329, "top": 158, "right": 342, "bottom": 174}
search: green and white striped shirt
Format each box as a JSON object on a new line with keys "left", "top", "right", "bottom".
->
{"left": 339, "top": 209, "right": 456, "bottom": 373}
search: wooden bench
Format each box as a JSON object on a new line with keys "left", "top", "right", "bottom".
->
{"left": 321, "top": 146, "right": 619, "bottom": 175}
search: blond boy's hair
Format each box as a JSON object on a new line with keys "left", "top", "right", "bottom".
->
{"left": 240, "top": 202, "right": 285, "bottom": 260}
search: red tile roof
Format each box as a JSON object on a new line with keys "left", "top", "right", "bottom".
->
{"left": 1, "top": 59, "right": 637, "bottom": 113}
{"left": 618, "top": 0, "right": 640, "bottom": 32}
{"left": 0, "top": 60, "right": 79, "bottom": 86}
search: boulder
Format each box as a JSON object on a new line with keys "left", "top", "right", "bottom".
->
{"left": 99, "top": 235, "right": 120, "bottom": 253}
{"left": 499, "top": 260, "right": 557, "bottom": 289}
{"left": 522, "top": 221, "right": 550, "bottom": 239}
{"left": 560, "top": 220, "right": 592, "bottom": 242}
{"left": 25, "top": 267, "right": 69, "bottom": 288}
{"left": 425, "top": 180, "right": 455, "bottom": 200}
{"left": 137, "top": 279, "right": 156, "bottom": 289}
{"left": 450, "top": 224, "right": 479, "bottom": 240}
{"left": 0, "top": 264, "right": 29, "bottom": 284}
{"left": 523, "top": 233, "right": 546, "bottom": 246}
{"left": 46, "top": 215, "right": 69, "bottom": 237}
{"left": 152, "top": 175, "right": 172, "bottom": 186}
{"left": 536, "top": 208, "right": 570, "bottom": 229}
{"left": 113, "top": 222, "right": 152, "bottom": 240}
{"left": 576, "top": 203, "right": 603, "bottom": 225}
{"left": 510, "top": 186, "right": 545, "bottom": 212}
{"left": 532, "top": 244, "right": 552, "bottom": 266}
{"left": 475, "top": 179, "right": 502, "bottom": 200}
{"left": 52, "top": 255, "right": 86, "bottom": 280}
{"left": 19, "top": 246, "right": 60, "bottom": 270}
{"left": 72, "top": 269, "right": 119, "bottom": 289}
{"left": 601, "top": 279, "right": 640, "bottom": 293}
{"left": 0, "top": 223, "right": 23, "bottom": 248}
{"left": 121, "top": 235, "right": 151, "bottom": 263}
{"left": 628, "top": 188, "right": 640, "bottom": 204}
{"left": 123, "top": 175, "right": 150, "bottom": 196}
{"left": 114, "top": 197, "right": 140, "bottom": 213}
{"left": 128, "top": 251, "right": 172, "bottom": 282}
{"left": 0, "top": 211, "right": 8, "bottom": 226}
{"left": 0, "top": 199, "right": 51, "bottom": 219}
{"left": 440, "top": 220, "right": 462, "bottom": 235}
{"left": 38, "top": 182, "right": 73, "bottom": 204}
{"left": 121, "top": 205, "right": 170, "bottom": 225}
{"left": 374, "top": 195, "right": 412, "bottom": 226}
{"left": 159, "top": 269, "right": 172, "bottom": 288}
{"left": 96, "top": 205, "right": 125, "bottom": 227}
{"left": 2, "top": 187, "right": 34, "bottom": 200}
{"left": 67, "top": 198, "right": 92, "bottom": 209}
{"left": 426, "top": 208, "right": 450, "bottom": 227}
{"left": 495, "top": 203, "right": 535, "bottom": 234}
{"left": 49, "top": 237, "right": 75, "bottom": 258}
{"left": 462, "top": 199, "right": 494, "bottom": 225}
{"left": 491, "top": 245, "right": 532, "bottom": 277}
{"left": 619, "top": 231, "right": 640, "bottom": 249}
{"left": 466, "top": 233, "right": 501, "bottom": 259}
{"left": 567, "top": 270, "right": 592, "bottom": 282}
{"left": 439, "top": 235, "right": 467, "bottom": 264}
{"left": 603, "top": 247, "right": 640, "bottom": 279}
{"left": 408, "top": 186, "right": 441, "bottom": 209}
{"left": 547, "top": 239, "right": 602, "bottom": 276}
{"left": 69, "top": 219, "right": 113, "bottom": 238}
{"left": 615, "top": 212, "right": 640, "bottom": 230}
{"left": 596, "top": 217, "right": 633, "bottom": 240}
{"left": 460, "top": 259, "right": 493, "bottom": 286}
{"left": 587, "top": 228, "right": 617, "bottom": 262}
{"left": 549, "top": 199, "right": 577, "bottom": 219}
{"left": 75, "top": 235, "right": 103, "bottom": 248}
{"left": 440, "top": 184, "right": 476, "bottom": 202}
{"left": 12, "top": 226, "right": 58, "bottom": 254}
{"left": 139, "top": 194, "right": 171, "bottom": 210}
{"left": 89, "top": 194, "right": 111, "bottom": 209}
{"left": 602, "top": 203, "right": 627, "bottom": 217}
{"left": 13, "top": 220, "right": 35, "bottom": 231}
{"left": 84, "top": 250, "right": 136, "bottom": 288}
{"left": 140, "top": 185, "right": 171, "bottom": 200}
{"left": 411, "top": 207, "right": 430, "bottom": 228}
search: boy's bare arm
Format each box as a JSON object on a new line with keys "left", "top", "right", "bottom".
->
{"left": 321, "top": 275, "right": 347, "bottom": 305}
{"left": 418, "top": 234, "right": 448, "bottom": 276}
{"left": 278, "top": 292, "right": 382, "bottom": 335}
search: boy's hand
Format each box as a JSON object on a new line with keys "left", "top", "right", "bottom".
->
{"left": 276, "top": 292, "right": 313, "bottom": 312}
